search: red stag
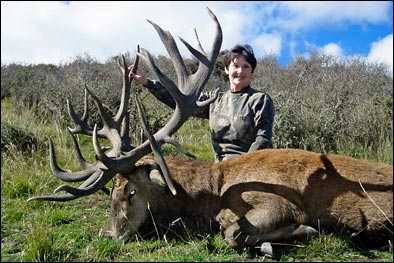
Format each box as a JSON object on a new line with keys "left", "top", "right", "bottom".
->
{"left": 28, "top": 7, "right": 393, "bottom": 255}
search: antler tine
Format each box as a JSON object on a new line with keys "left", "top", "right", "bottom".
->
{"left": 133, "top": 92, "right": 177, "bottom": 195}
{"left": 67, "top": 88, "right": 93, "bottom": 135}
{"left": 137, "top": 48, "right": 179, "bottom": 101}
{"left": 188, "top": 7, "right": 221, "bottom": 56}
{"left": 85, "top": 86, "right": 125, "bottom": 157}
{"left": 53, "top": 170, "right": 116, "bottom": 196}
{"left": 66, "top": 86, "right": 111, "bottom": 140}
{"left": 114, "top": 53, "right": 136, "bottom": 124}
{"left": 27, "top": 170, "right": 110, "bottom": 202}
{"left": 205, "top": 7, "right": 223, "bottom": 60}
{"left": 49, "top": 136, "right": 97, "bottom": 182}
{"left": 193, "top": 28, "right": 205, "bottom": 54}
{"left": 67, "top": 127, "right": 92, "bottom": 170}
{"left": 115, "top": 51, "right": 140, "bottom": 151}
{"left": 147, "top": 20, "right": 188, "bottom": 87}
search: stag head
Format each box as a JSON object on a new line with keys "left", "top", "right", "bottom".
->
{"left": 27, "top": 7, "right": 222, "bottom": 201}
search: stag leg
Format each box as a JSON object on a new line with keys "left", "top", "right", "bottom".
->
{"left": 223, "top": 218, "right": 318, "bottom": 257}
{"left": 225, "top": 222, "right": 318, "bottom": 247}
{"left": 220, "top": 204, "right": 318, "bottom": 250}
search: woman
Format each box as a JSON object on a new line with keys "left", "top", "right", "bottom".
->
{"left": 130, "top": 44, "right": 275, "bottom": 162}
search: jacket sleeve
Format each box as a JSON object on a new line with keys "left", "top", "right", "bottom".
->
{"left": 248, "top": 94, "right": 275, "bottom": 151}
{"left": 144, "top": 79, "right": 176, "bottom": 109}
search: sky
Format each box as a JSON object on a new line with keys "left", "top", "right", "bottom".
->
{"left": 1, "top": 1, "right": 393, "bottom": 76}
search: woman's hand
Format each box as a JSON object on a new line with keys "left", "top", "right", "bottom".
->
{"left": 128, "top": 64, "right": 148, "bottom": 86}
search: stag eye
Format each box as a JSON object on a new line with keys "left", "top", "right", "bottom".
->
{"left": 128, "top": 189, "right": 136, "bottom": 203}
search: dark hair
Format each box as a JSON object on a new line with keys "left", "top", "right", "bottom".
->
{"left": 222, "top": 44, "right": 257, "bottom": 73}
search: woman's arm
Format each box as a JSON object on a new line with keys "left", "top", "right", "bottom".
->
{"left": 248, "top": 93, "right": 275, "bottom": 151}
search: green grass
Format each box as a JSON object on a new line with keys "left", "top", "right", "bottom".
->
{"left": 1, "top": 99, "right": 393, "bottom": 262}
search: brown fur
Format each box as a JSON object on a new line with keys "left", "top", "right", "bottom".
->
{"left": 104, "top": 148, "right": 393, "bottom": 250}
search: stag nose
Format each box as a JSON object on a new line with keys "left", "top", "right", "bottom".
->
{"left": 101, "top": 228, "right": 131, "bottom": 243}
{"left": 101, "top": 229, "right": 115, "bottom": 238}
{"left": 118, "top": 232, "right": 136, "bottom": 243}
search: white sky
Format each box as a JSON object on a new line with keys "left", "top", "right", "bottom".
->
{"left": 1, "top": 1, "right": 393, "bottom": 75}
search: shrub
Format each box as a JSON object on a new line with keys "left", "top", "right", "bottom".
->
{"left": 1, "top": 122, "right": 41, "bottom": 154}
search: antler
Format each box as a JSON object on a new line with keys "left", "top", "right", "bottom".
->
{"left": 95, "top": 7, "right": 222, "bottom": 191}
{"left": 27, "top": 7, "right": 222, "bottom": 201}
{"left": 27, "top": 53, "right": 137, "bottom": 202}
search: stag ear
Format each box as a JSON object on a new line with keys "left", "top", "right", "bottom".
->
{"left": 147, "top": 166, "right": 166, "bottom": 186}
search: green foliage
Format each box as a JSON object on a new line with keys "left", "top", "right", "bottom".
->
{"left": 24, "top": 225, "right": 70, "bottom": 262}
{"left": 251, "top": 52, "right": 393, "bottom": 159}
{"left": 2, "top": 51, "right": 392, "bottom": 160}
{"left": 1, "top": 121, "right": 41, "bottom": 154}
{"left": 1, "top": 52, "right": 393, "bottom": 262}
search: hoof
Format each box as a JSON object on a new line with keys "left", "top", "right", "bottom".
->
{"left": 260, "top": 242, "right": 274, "bottom": 257}
{"left": 297, "top": 225, "right": 319, "bottom": 238}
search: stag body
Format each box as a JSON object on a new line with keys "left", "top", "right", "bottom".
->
{"left": 105, "top": 148, "right": 393, "bottom": 249}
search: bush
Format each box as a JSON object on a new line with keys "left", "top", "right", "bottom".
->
{"left": 1, "top": 51, "right": 393, "bottom": 161}
{"left": 1, "top": 122, "right": 41, "bottom": 154}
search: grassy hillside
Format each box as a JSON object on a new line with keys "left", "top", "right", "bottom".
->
{"left": 1, "top": 99, "right": 393, "bottom": 262}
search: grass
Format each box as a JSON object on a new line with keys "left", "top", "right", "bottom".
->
{"left": 1, "top": 99, "right": 393, "bottom": 262}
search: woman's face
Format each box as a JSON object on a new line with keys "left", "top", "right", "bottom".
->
{"left": 226, "top": 55, "right": 253, "bottom": 92}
